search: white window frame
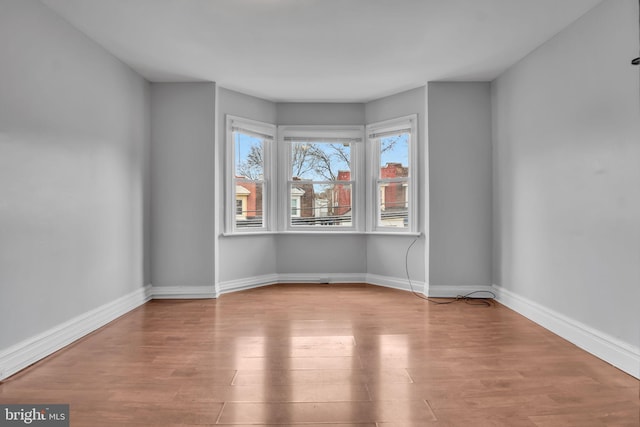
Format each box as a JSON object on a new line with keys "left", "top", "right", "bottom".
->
{"left": 226, "top": 115, "right": 276, "bottom": 234}
{"left": 366, "top": 114, "right": 418, "bottom": 234}
{"left": 277, "top": 125, "right": 365, "bottom": 233}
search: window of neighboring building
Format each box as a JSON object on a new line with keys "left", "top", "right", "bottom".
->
{"left": 367, "top": 115, "right": 417, "bottom": 233}
{"left": 278, "top": 126, "right": 364, "bottom": 231}
{"left": 226, "top": 115, "right": 276, "bottom": 233}
{"left": 235, "top": 198, "right": 244, "bottom": 217}
{"left": 290, "top": 193, "right": 302, "bottom": 217}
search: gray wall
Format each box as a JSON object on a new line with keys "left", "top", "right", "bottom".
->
{"left": 0, "top": 0, "right": 150, "bottom": 349}
{"left": 275, "top": 234, "right": 367, "bottom": 277}
{"left": 428, "top": 83, "right": 493, "bottom": 288}
{"left": 275, "top": 103, "right": 368, "bottom": 277}
{"left": 365, "top": 87, "right": 428, "bottom": 284}
{"left": 217, "top": 88, "right": 278, "bottom": 282}
{"left": 150, "top": 83, "right": 216, "bottom": 288}
{"left": 276, "top": 103, "right": 365, "bottom": 126}
{"left": 492, "top": 0, "right": 640, "bottom": 347}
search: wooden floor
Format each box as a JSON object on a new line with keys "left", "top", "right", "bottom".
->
{"left": 0, "top": 284, "right": 638, "bottom": 426}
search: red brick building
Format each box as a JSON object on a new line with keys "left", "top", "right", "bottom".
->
{"left": 236, "top": 163, "right": 407, "bottom": 226}
{"left": 236, "top": 179, "right": 262, "bottom": 222}
{"left": 379, "top": 162, "right": 408, "bottom": 211}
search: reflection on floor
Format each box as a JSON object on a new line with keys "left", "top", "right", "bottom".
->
{"left": 0, "top": 283, "right": 638, "bottom": 426}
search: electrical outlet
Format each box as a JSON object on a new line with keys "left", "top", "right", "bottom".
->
{"left": 319, "top": 277, "right": 330, "bottom": 284}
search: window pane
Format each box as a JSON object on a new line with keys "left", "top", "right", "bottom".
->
{"left": 378, "top": 181, "right": 408, "bottom": 228}
{"left": 235, "top": 133, "right": 264, "bottom": 179}
{"left": 290, "top": 142, "right": 351, "bottom": 181}
{"left": 235, "top": 181, "right": 263, "bottom": 228}
{"left": 379, "top": 133, "right": 409, "bottom": 178}
{"left": 290, "top": 183, "right": 352, "bottom": 227}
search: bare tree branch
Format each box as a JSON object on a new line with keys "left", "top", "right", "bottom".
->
{"left": 381, "top": 135, "right": 402, "bottom": 154}
{"left": 292, "top": 144, "right": 320, "bottom": 178}
{"left": 236, "top": 144, "right": 264, "bottom": 180}
{"left": 237, "top": 141, "right": 353, "bottom": 182}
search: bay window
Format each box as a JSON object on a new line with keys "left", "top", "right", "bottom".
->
{"left": 278, "top": 126, "right": 364, "bottom": 231}
{"left": 226, "top": 116, "right": 417, "bottom": 235}
{"left": 367, "top": 115, "right": 417, "bottom": 233}
{"left": 226, "top": 115, "right": 275, "bottom": 233}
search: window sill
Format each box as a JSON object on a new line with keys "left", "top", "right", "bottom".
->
{"left": 221, "top": 231, "right": 421, "bottom": 237}
{"left": 367, "top": 231, "right": 422, "bottom": 237}
{"left": 221, "top": 231, "right": 278, "bottom": 237}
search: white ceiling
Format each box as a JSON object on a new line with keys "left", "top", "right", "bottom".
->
{"left": 40, "top": 0, "right": 603, "bottom": 102}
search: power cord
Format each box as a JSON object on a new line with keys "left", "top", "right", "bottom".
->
{"left": 405, "top": 234, "right": 496, "bottom": 307}
{"left": 632, "top": 0, "right": 639, "bottom": 65}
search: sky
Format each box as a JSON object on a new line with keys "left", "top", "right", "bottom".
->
{"left": 235, "top": 131, "right": 410, "bottom": 182}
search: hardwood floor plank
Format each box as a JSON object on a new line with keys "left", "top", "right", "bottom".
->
{"left": 175, "top": 383, "right": 371, "bottom": 403}
{"left": 216, "top": 401, "right": 436, "bottom": 424}
{"left": 0, "top": 283, "right": 637, "bottom": 426}
{"left": 232, "top": 368, "right": 412, "bottom": 386}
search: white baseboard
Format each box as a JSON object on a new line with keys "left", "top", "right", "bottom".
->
{"left": 278, "top": 273, "right": 367, "bottom": 285}
{"left": 218, "top": 274, "right": 280, "bottom": 295}
{"left": 366, "top": 273, "right": 426, "bottom": 294}
{"left": 218, "top": 273, "right": 367, "bottom": 295}
{"left": 428, "top": 284, "right": 495, "bottom": 298}
{"left": 493, "top": 284, "right": 640, "bottom": 379}
{"left": 217, "top": 273, "right": 426, "bottom": 296}
{"left": 0, "top": 285, "right": 151, "bottom": 381}
{"left": 150, "top": 285, "right": 218, "bottom": 299}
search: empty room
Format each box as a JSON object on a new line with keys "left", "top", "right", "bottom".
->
{"left": 0, "top": 0, "right": 638, "bottom": 425}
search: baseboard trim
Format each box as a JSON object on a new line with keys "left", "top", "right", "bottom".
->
{"left": 218, "top": 275, "right": 280, "bottom": 295}
{"left": 428, "top": 285, "right": 495, "bottom": 298}
{"left": 278, "top": 273, "right": 367, "bottom": 285}
{"left": 0, "top": 285, "right": 151, "bottom": 381}
{"left": 151, "top": 285, "right": 218, "bottom": 299}
{"left": 365, "top": 273, "right": 426, "bottom": 294}
{"left": 218, "top": 273, "right": 367, "bottom": 295}
{"left": 217, "top": 273, "right": 426, "bottom": 296}
{"left": 493, "top": 284, "right": 640, "bottom": 379}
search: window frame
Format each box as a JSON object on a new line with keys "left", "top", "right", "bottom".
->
{"left": 277, "top": 125, "right": 365, "bottom": 233}
{"left": 226, "top": 115, "right": 276, "bottom": 234}
{"left": 366, "top": 114, "right": 418, "bottom": 234}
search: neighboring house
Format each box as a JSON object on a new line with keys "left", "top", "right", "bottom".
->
{"left": 235, "top": 179, "right": 262, "bottom": 226}
{"left": 291, "top": 187, "right": 304, "bottom": 217}
{"left": 379, "top": 162, "right": 408, "bottom": 227}
{"left": 235, "top": 185, "right": 251, "bottom": 220}
{"left": 237, "top": 165, "right": 408, "bottom": 226}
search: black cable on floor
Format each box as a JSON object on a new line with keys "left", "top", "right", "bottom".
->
{"left": 405, "top": 234, "right": 496, "bottom": 307}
